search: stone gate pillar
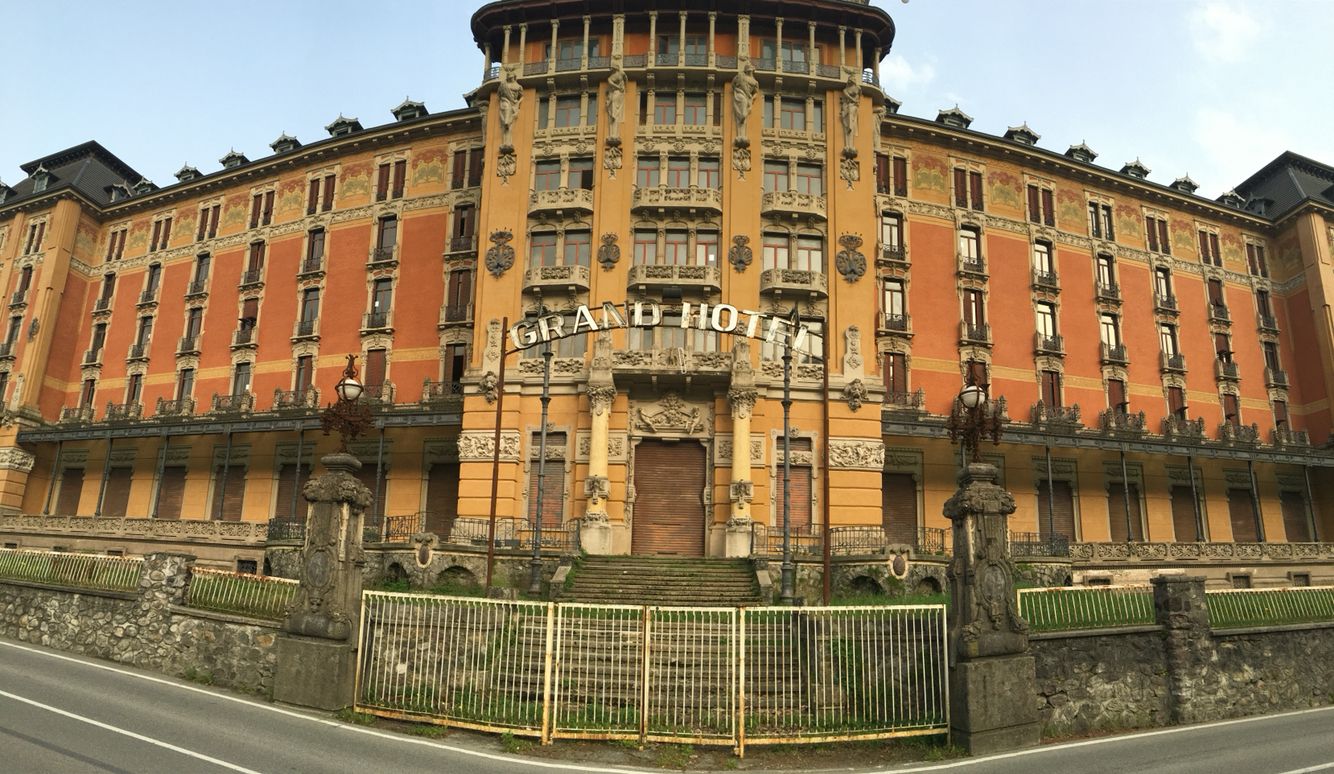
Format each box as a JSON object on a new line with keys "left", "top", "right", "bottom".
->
{"left": 945, "top": 462, "right": 1041, "bottom": 754}
{"left": 725, "top": 340, "right": 757, "bottom": 558}
{"left": 272, "top": 452, "right": 370, "bottom": 711}
{"left": 1153, "top": 575, "right": 1211, "bottom": 725}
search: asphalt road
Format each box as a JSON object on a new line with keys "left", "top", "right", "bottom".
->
{"left": 0, "top": 636, "right": 1330, "bottom": 774}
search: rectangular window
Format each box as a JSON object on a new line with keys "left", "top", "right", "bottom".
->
{"left": 106, "top": 229, "right": 127, "bottom": 261}
{"left": 1207, "top": 278, "right": 1226, "bottom": 313}
{"left": 953, "top": 168, "right": 984, "bottom": 211}
{"left": 666, "top": 157, "right": 691, "bottom": 188}
{"left": 564, "top": 230, "right": 592, "bottom": 267}
{"left": 763, "top": 161, "right": 789, "bottom": 193}
{"left": 306, "top": 229, "right": 326, "bottom": 266}
{"left": 240, "top": 298, "right": 259, "bottom": 331}
{"left": 1159, "top": 323, "right": 1179, "bottom": 356}
{"left": 780, "top": 98, "right": 806, "bottom": 131}
{"left": 81, "top": 379, "right": 97, "bottom": 407}
{"left": 636, "top": 156, "right": 661, "bottom": 188}
{"left": 633, "top": 230, "right": 658, "bottom": 264}
{"left": 1198, "top": 229, "right": 1221, "bottom": 266}
{"left": 1274, "top": 399, "right": 1289, "bottom": 428}
{"left": 467, "top": 149, "right": 484, "bottom": 187}
{"left": 1096, "top": 254, "right": 1116, "bottom": 288}
{"left": 1032, "top": 242, "right": 1054, "bottom": 274}
{"left": 149, "top": 217, "right": 173, "bottom": 252}
{"left": 963, "top": 289, "right": 985, "bottom": 327}
{"left": 1154, "top": 268, "right": 1173, "bottom": 300}
{"left": 294, "top": 355, "right": 314, "bottom": 393}
{"left": 250, "top": 191, "right": 274, "bottom": 228}
{"left": 194, "top": 253, "right": 210, "bottom": 283}
{"left": 697, "top": 158, "right": 720, "bottom": 189}
{"left": 1246, "top": 243, "right": 1269, "bottom": 277}
{"left": 445, "top": 343, "right": 468, "bottom": 385}
{"left": 376, "top": 163, "right": 390, "bottom": 201}
{"left": 232, "top": 362, "right": 252, "bottom": 395}
{"left": 1108, "top": 378, "right": 1128, "bottom": 414}
{"left": 1262, "top": 341, "right": 1281, "bottom": 371}
{"left": 683, "top": 93, "right": 708, "bottom": 125}
{"left": 653, "top": 93, "right": 677, "bottom": 125}
{"left": 795, "top": 163, "right": 823, "bottom": 196}
{"left": 135, "top": 316, "right": 154, "bottom": 347}
{"left": 566, "top": 158, "right": 594, "bottom": 190}
{"left": 530, "top": 233, "right": 558, "bottom": 266}
{"left": 24, "top": 221, "right": 47, "bottom": 254}
{"left": 453, "top": 204, "right": 477, "bottom": 240}
{"left": 1027, "top": 185, "right": 1054, "bottom": 225}
{"left": 452, "top": 150, "right": 468, "bottom": 189}
{"left": 1214, "top": 331, "right": 1232, "bottom": 362}
{"left": 966, "top": 360, "right": 988, "bottom": 389}
{"left": 1035, "top": 302, "right": 1057, "bottom": 338}
{"left": 145, "top": 263, "right": 161, "bottom": 294}
{"left": 126, "top": 374, "right": 143, "bottom": 405}
{"left": 883, "top": 278, "right": 906, "bottom": 317}
{"left": 1256, "top": 289, "right": 1273, "bottom": 319}
{"left": 1145, "top": 215, "right": 1170, "bottom": 254}
{"left": 376, "top": 216, "right": 398, "bottom": 250}
{"left": 880, "top": 213, "right": 904, "bottom": 251}
{"left": 364, "top": 349, "right": 387, "bottom": 388}
{"left": 534, "top": 161, "right": 562, "bottom": 191}
{"left": 553, "top": 96, "right": 582, "bottom": 128}
{"left": 1040, "top": 370, "right": 1062, "bottom": 408}
{"left": 5, "top": 316, "right": 22, "bottom": 347}
{"left": 1099, "top": 314, "right": 1121, "bottom": 348}
{"left": 176, "top": 368, "right": 194, "bottom": 401}
{"left": 446, "top": 269, "right": 473, "bottom": 313}
{"left": 1222, "top": 393, "right": 1241, "bottom": 426}
{"left": 761, "top": 233, "right": 789, "bottom": 271}
{"left": 884, "top": 352, "right": 908, "bottom": 395}
{"left": 875, "top": 154, "right": 891, "bottom": 194}
{"left": 695, "top": 231, "right": 719, "bottom": 266}
{"left": 247, "top": 242, "right": 266, "bottom": 272}
{"left": 100, "top": 273, "right": 116, "bottom": 302}
{"left": 663, "top": 230, "right": 689, "bottom": 265}
{"left": 371, "top": 278, "right": 393, "bottom": 315}
{"left": 15, "top": 265, "right": 32, "bottom": 296}
{"left": 958, "top": 228, "right": 980, "bottom": 260}
{"left": 89, "top": 323, "right": 107, "bottom": 355}
{"left": 892, "top": 155, "right": 908, "bottom": 196}
{"left": 1088, "top": 202, "right": 1114, "bottom": 240}
{"left": 300, "top": 288, "right": 320, "bottom": 323}
{"left": 185, "top": 307, "right": 202, "bottom": 339}
{"left": 794, "top": 237, "right": 824, "bottom": 272}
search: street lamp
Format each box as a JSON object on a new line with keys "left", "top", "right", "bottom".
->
{"left": 779, "top": 306, "right": 799, "bottom": 605}
{"left": 322, "top": 354, "right": 374, "bottom": 454}
{"left": 528, "top": 314, "right": 555, "bottom": 596}
{"left": 946, "top": 382, "right": 1003, "bottom": 464}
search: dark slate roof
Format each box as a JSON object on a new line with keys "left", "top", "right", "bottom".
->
{"left": 6, "top": 141, "right": 143, "bottom": 208}
{"left": 1234, "top": 151, "right": 1334, "bottom": 219}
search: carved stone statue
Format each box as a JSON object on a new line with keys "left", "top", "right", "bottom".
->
{"left": 840, "top": 70, "right": 861, "bottom": 155}
{"left": 496, "top": 66, "right": 523, "bottom": 149}
{"left": 605, "top": 64, "right": 627, "bottom": 141}
{"left": 731, "top": 63, "right": 760, "bottom": 144}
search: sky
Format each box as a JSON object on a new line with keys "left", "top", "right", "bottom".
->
{"left": 2, "top": 0, "right": 1332, "bottom": 197}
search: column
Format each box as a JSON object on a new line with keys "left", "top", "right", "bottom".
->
{"left": 708, "top": 12, "right": 717, "bottom": 67}
{"left": 725, "top": 341, "right": 757, "bottom": 558}
{"left": 775, "top": 17, "right": 784, "bottom": 72}
{"left": 518, "top": 23, "right": 528, "bottom": 68}
{"left": 581, "top": 332, "right": 615, "bottom": 554}
{"left": 838, "top": 26, "right": 846, "bottom": 69}
{"left": 502, "top": 25, "right": 512, "bottom": 65}
{"left": 678, "top": 11, "right": 687, "bottom": 66}
{"left": 483, "top": 42, "right": 492, "bottom": 80}
{"left": 582, "top": 16, "right": 591, "bottom": 69}
{"left": 648, "top": 11, "right": 658, "bottom": 66}
{"left": 548, "top": 20, "right": 559, "bottom": 70}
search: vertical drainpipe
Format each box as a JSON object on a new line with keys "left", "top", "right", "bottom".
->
{"left": 215, "top": 431, "right": 233, "bottom": 521}
{"left": 290, "top": 428, "right": 305, "bottom": 522}
{"left": 1304, "top": 465, "right": 1320, "bottom": 542}
{"left": 94, "top": 433, "right": 114, "bottom": 517}
{"left": 42, "top": 440, "right": 63, "bottom": 515}
{"left": 1187, "top": 454, "right": 1204, "bottom": 541}
{"left": 1248, "top": 458, "right": 1266, "bottom": 542}
{"left": 150, "top": 433, "right": 169, "bottom": 518}
{"left": 1120, "top": 447, "right": 1133, "bottom": 541}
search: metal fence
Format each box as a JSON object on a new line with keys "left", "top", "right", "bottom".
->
{"left": 1017, "top": 585, "right": 1155, "bottom": 632}
{"left": 0, "top": 547, "right": 142, "bottom": 593}
{"left": 1206, "top": 586, "right": 1334, "bottom": 630}
{"left": 356, "top": 592, "right": 949, "bottom": 754}
{"left": 185, "top": 568, "right": 298, "bottom": 621}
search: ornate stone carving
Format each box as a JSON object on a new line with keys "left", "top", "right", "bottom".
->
{"left": 728, "top": 387, "right": 757, "bottom": 420}
{"left": 485, "top": 230, "right": 516, "bottom": 277}
{"left": 495, "top": 148, "right": 517, "bottom": 183}
{"left": 588, "top": 384, "right": 616, "bottom": 417}
{"left": 716, "top": 438, "right": 763, "bottom": 464}
{"left": 844, "top": 325, "right": 863, "bottom": 371}
{"left": 583, "top": 475, "right": 610, "bottom": 507}
{"left": 731, "top": 62, "right": 759, "bottom": 141}
{"left": 496, "top": 66, "right": 523, "bottom": 150}
{"left": 730, "top": 480, "right": 754, "bottom": 505}
{"left": 839, "top": 156, "right": 861, "bottom": 188}
{"left": 597, "top": 233, "right": 621, "bottom": 270}
{"left": 0, "top": 446, "right": 35, "bottom": 472}
{"left": 285, "top": 453, "right": 370, "bottom": 642}
{"left": 835, "top": 234, "right": 867, "bottom": 282}
{"left": 840, "top": 69, "right": 861, "bottom": 156}
{"left": 732, "top": 145, "right": 752, "bottom": 177}
{"left": 483, "top": 319, "right": 502, "bottom": 371}
{"left": 728, "top": 235, "right": 753, "bottom": 272}
{"left": 457, "top": 431, "right": 521, "bottom": 461}
{"left": 842, "top": 378, "right": 869, "bottom": 412}
{"left": 605, "top": 64, "right": 627, "bottom": 140}
{"left": 479, "top": 371, "right": 499, "bottom": 403}
{"left": 603, "top": 143, "right": 622, "bottom": 176}
{"left": 576, "top": 433, "right": 627, "bottom": 461}
{"left": 828, "top": 439, "right": 886, "bottom": 470}
{"left": 634, "top": 392, "right": 706, "bottom": 435}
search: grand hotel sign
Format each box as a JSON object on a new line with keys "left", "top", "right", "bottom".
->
{"left": 508, "top": 301, "right": 819, "bottom": 354}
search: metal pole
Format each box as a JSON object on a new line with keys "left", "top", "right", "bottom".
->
{"left": 215, "top": 432, "right": 233, "bottom": 521}
{"left": 529, "top": 337, "right": 553, "bottom": 596}
{"left": 42, "top": 440, "right": 63, "bottom": 515}
{"left": 821, "top": 338, "right": 831, "bottom": 606}
{"left": 1188, "top": 454, "right": 1204, "bottom": 541}
{"left": 1044, "top": 445, "right": 1055, "bottom": 541}
{"left": 1304, "top": 465, "right": 1320, "bottom": 542}
{"left": 94, "top": 433, "right": 113, "bottom": 517}
{"left": 150, "top": 433, "right": 169, "bottom": 518}
{"left": 779, "top": 307, "right": 796, "bottom": 605}
{"left": 485, "top": 316, "right": 509, "bottom": 591}
{"left": 1120, "top": 447, "right": 1133, "bottom": 541}
{"left": 290, "top": 429, "right": 305, "bottom": 523}
{"left": 373, "top": 425, "right": 386, "bottom": 539}
{"left": 1248, "top": 458, "right": 1265, "bottom": 542}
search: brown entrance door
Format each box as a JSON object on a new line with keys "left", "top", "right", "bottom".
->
{"left": 632, "top": 439, "right": 706, "bottom": 556}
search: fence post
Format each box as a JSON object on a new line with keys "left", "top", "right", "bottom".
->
{"left": 273, "top": 451, "right": 371, "bottom": 711}
{"left": 1152, "top": 575, "right": 1210, "bottom": 725}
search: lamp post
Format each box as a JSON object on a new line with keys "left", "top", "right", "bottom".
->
{"left": 321, "top": 355, "right": 373, "bottom": 453}
{"left": 946, "top": 383, "right": 1002, "bottom": 464}
{"left": 779, "top": 306, "right": 798, "bottom": 605}
{"left": 528, "top": 334, "right": 554, "bottom": 596}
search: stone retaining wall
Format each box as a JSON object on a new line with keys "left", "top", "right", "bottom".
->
{"left": 0, "top": 552, "right": 279, "bottom": 696}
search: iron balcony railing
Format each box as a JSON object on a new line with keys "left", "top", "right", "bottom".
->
{"left": 211, "top": 393, "right": 254, "bottom": 414}
{"left": 292, "top": 319, "right": 319, "bottom": 340}
{"left": 9, "top": 290, "right": 26, "bottom": 306}
{"left": 421, "top": 380, "right": 464, "bottom": 403}
{"left": 1209, "top": 303, "right": 1231, "bottom": 323}
{"left": 1215, "top": 359, "right": 1240, "bottom": 381}
{"left": 957, "top": 254, "right": 987, "bottom": 277}
{"left": 960, "top": 321, "right": 991, "bottom": 344}
{"left": 232, "top": 328, "right": 256, "bottom": 347}
{"left": 1154, "top": 293, "right": 1178, "bottom": 313}
{"left": 1031, "top": 269, "right": 1060, "bottom": 291}
{"left": 1100, "top": 342, "right": 1129, "bottom": 365}
{"left": 439, "top": 303, "right": 472, "bottom": 326}
{"left": 363, "top": 311, "right": 392, "bottom": 331}
{"left": 878, "top": 242, "right": 908, "bottom": 266}
{"left": 1257, "top": 313, "right": 1279, "bottom": 333}
{"left": 177, "top": 335, "right": 200, "bottom": 355}
{"left": 915, "top": 527, "right": 950, "bottom": 556}
{"left": 126, "top": 343, "right": 149, "bottom": 362}
{"left": 1160, "top": 352, "right": 1187, "bottom": 373}
{"left": 155, "top": 397, "right": 194, "bottom": 418}
{"left": 184, "top": 279, "right": 209, "bottom": 298}
{"left": 137, "top": 288, "right": 159, "bottom": 306}
{"left": 1034, "top": 333, "right": 1064, "bottom": 355}
{"left": 273, "top": 387, "right": 319, "bottom": 410}
{"left": 446, "top": 235, "right": 478, "bottom": 254}
{"left": 1008, "top": 531, "right": 1071, "bottom": 558}
{"left": 104, "top": 402, "right": 142, "bottom": 422}
{"left": 297, "top": 257, "right": 324, "bottom": 277}
{"left": 0, "top": 343, "right": 13, "bottom": 360}
{"left": 83, "top": 348, "right": 102, "bottom": 365}
{"left": 1265, "top": 367, "right": 1289, "bottom": 388}
{"left": 1095, "top": 281, "right": 1121, "bottom": 302}
{"left": 368, "top": 246, "right": 397, "bottom": 266}
{"left": 93, "top": 297, "right": 112, "bottom": 314}
{"left": 361, "top": 381, "right": 395, "bottom": 405}
{"left": 885, "top": 389, "right": 926, "bottom": 410}
{"left": 881, "top": 313, "right": 911, "bottom": 333}
{"left": 238, "top": 269, "right": 264, "bottom": 288}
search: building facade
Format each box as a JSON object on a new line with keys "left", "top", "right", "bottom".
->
{"left": 0, "top": 0, "right": 1331, "bottom": 568}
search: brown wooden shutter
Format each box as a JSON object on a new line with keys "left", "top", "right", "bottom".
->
{"left": 1027, "top": 185, "right": 1041, "bottom": 223}
{"left": 1041, "top": 371, "right": 1061, "bottom": 407}
{"left": 1198, "top": 230, "right": 1209, "bottom": 257}
{"left": 273, "top": 463, "right": 312, "bottom": 521}
{"left": 197, "top": 213, "right": 208, "bottom": 241}
{"left": 307, "top": 179, "right": 320, "bottom": 215}
{"left": 392, "top": 160, "right": 407, "bottom": 198}
{"left": 1168, "top": 387, "right": 1186, "bottom": 416}
{"left": 1107, "top": 483, "right": 1143, "bottom": 542}
{"left": 1146, "top": 217, "right": 1158, "bottom": 252}
{"left": 1223, "top": 393, "right": 1240, "bottom": 422}
{"left": 322, "top": 174, "right": 336, "bottom": 211}
{"left": 1207, "top": 279, "right": 1223, "bottom": 305}
{"left": 875, "top": 154, "right": 890, "bottom": 194}
{"left": 1170, "top": 485, "right": 1199, "bottom": 542}
{"left": 1209, "top": 233, "right": 1220, "bottom": 262}
{"left": 882, "top": 472, "right": 917, "bottom": 546}
{"left": 156, "top": 467, "right": 186, "bottom": 520}
{"left": 1037, "top": 480, "right": 1076, "bottom": 541}
{"left": 364, "top": 349, "right": 387, "bottom": 388}
{"left": 1041, "top": 188, "right": 1054, "bottom": 225}
{"left": 250, "top": 194, "right": 262, "bottom": 228}
{"left": 212, "top": 466, "right": 246, "bottom": 522}
{"left": 884, "top": 353, "right": 907, "bottom": 394}
{"left": 1157, "top": 220, "right": 1169, "bottom": 254}
{"left": 967, "top": 360, "right": 987, "bottom": 389}
{"left": 1227, "top": 488, "right": 1258, "bottom": 541}
{"left": 375, "top": 163, "right": 390, "bottom": 201}
{"left": 774, "top": 465, "right": 812, "bottom": 532}
{"left": 953, "top": 168, "right": 967, "bottom": 207}
{"left": 632, "top": 440, "right": 706, "bottom": 556}
{"left": 56, "top": 468, "right": 85, "bottom": 515}
{"left": 1274, "top": 400, "right": 1289, "bottom": 427}
{"left": 969, "top": 171, "right": 984, "bottom": 210}
{"left": 263, "top": 191, "right": 274, "bottom": 224}
{"left": 1280, "top": 491, "right": 1311, "bottom": 542}
{"left": 452, "top": 151, "right": 467, "bottom": 188}
{"left": 893, "top": 156, "right": 908, "bottom": 196}
{"left": 425, "top": 463, "right": 460, "bottom": 537}
{"left": 527, "top": 465, "right": 564, "bottom": 530}
{"left": 150, "top": 220, "right": 162, "bottom": 251}
{"left": 101, "top": 468, "right": 133, "bottom": 518}
{"left": 1108, "top": 379, "right": 1127, "bottom": 411}
{"left": 468, "top": 149, "right": 484, "bottom": 186}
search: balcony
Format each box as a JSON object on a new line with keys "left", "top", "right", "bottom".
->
{"left": 1154, "top": 294, "right": 1179, "bottom": 314}
{"left": 884, "top": 389, "right": 926, "bottom": 411}
{"left": 1034, "top": 333, "right": 1064, "bottom": 356}
{"left": 231, "top": 328, "right": 257, "bottom": 349}
{"left": 759, "top": 268, "right": 828, "bottom": 299}
{"left": 211, "top": 393, "right": 254, "bottom": 414}
{"left": 626, "top": 264, "right": 722, "bottom": 295}
{"left": 1031, "top": 269, "right": 1060, "bottom": 292}
{"left": 1258, "top": 313, "right": 1279, "bottom": 334}
{"left": 297, "top": 258, "right": 324, "bottom": 278}
{"left": 1030, "top": 401, "right": 1081, "bottom": 431}
{"left": 362, "top": 311, "right": 393, "bottom": 333}
{"left": 1208, "top": 303, "right": 1231, "bottom": 324}
{"left": 1099, "top": 409, "right": 1147, "bottom": 436}
{"left": 631, "top": 186, "right": 723, "bottom": 216}
{"left": 445, "top": 235, "right": 478, "bottom": 255}
{"left": 528, "top": 187, "right": 594, "bottom": 218}
{"left": 957, "top": 254, "right": 987, "bottom": 278}
{"left": 523, "top": 264, "right": 591, "bottom": 295}
{"left": 361, "top": 381, "right": 395, "bottom": 405}
{"left": 1214, "top": 359, "right": 1240, "bottom": 382}
{"left": 0, "top": 343, "right": 14, "bottom": 361}
{"left": 439, "top": 303, "right": 473, "bottom": 328}
{"left": 1265, "top": 367, "right": 1289, "bottom": 388}
{"left": 1095, "top": 282, "right": 1121, "bottom": 303}
{"left": 60, "top": 406, "right": 95, "bottom": 424}
{"left": 421, "top": 379, "right": 463, "bottom": 404}
{"left": 137, "top": 288, "right": 159, "bottom": 308}
{"left": 1160, "top": 352, "right": 1187, "bottom": 374}
{"left": 1162, "top": 415, "right": 1206, "bottom": 440}
{"left": 1272, "top": 426, "right": 1311, "bottom": 447}
{"left": 367, "top": 246, "right": 398, "bottom": 269}
{"left": 760, "top": 190, "right": 827, "bottom": 221}
{"left": 611, "top": 348, "right": 732, "bottom": 380}
{"left": 83, "top": 348, "right": 102, "bottom": 366}
{"left": 9, "top": 290, "right": 27, "bottom": 307}
{"left": 960, "top": 321, "right": 992, "bottom": 345}
{"left": 273, "top": 388, "right": 319, "bottom": 411}
{"left": 104, "top": 402, "right": 142, "bottom": 422}
{"left": 177, "top": 335, "right": 200, "bottom": 355}
{"left": 1100, "top": 343, "right": 1129, "bottom": 365}
{"left": 238, "top": 270, "right": 264, "bottom": 290}
{"left": 880, "top": 313, "right": 912, "bottom": 336}
{"left": 184, "top": 279, "right": 208, "bottom": 299}
{"left": 126, "top": 343, "right": 149, "bottom": 363}
{"left": 291, "top": 319, "right": 319, "bottom": 342}
{"left": 92, "top": 297, "right": 112, "bottom": 316}
{"left": 1218, "top": 422, "right": 1260, "bottom": 445}
{"left": 155, "top": 398, "right": 194, "bottom": 418}
{"left": 877, "top": 243, "right": 909, "bottom": 268}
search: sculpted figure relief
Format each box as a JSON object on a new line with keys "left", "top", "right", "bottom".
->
{"left": 605, "top": 64, "right": 627, "bottom": 140}
{"left": 731, "top": 63, "right": 760, "bottom": 143}
{"left": 840, "top": 70, "right": 861, "bottom": 154}
{"left": 496, "top": 66, "right": 523, "bottom": 149}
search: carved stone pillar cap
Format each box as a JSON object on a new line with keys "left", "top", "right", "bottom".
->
{"left": 957, "top": 462, "right": 999, "bottom": 487}
{"left": 320, "top": 452, "right": 363, "bottom": 474}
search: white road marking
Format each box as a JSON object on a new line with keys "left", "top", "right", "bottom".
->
{"left": 876, "top": 705, "right": 1334, "bottom": 772}
{"left": 0, "top": 687, "right": 262, "bottom": 773}
{"left": 1276, "top": 765, "right": 1334, "bottom": 774}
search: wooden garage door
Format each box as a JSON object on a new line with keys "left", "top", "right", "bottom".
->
{"left": 156, "top": 467, "right": 186, "bottom": 520}
{"left": 425, "top": 463, "right": 460, "bottom": 537}
{"left": 1170, "top": 485, "right": 1200, "bottom": 542}
{"left": 1280, "top": 491, "right": 1311, "bottom": 543}
{"left": 55, "top": 468, "right": 85, "bottom": 516}
{"left": 273, "top": 463, "right": 312, "bottom": 522}
{"left": 1107, "top": 483, "right": 1144, "bottom": 542}
{"left": 882, "top": 473, "right": 918, "bottom": 546}
{"left": 212, "top": 466, "right": 247, "bottom": 522}
{"left": 632, "top": 440, "right": 706, "bottom": 556}
{"left": 1227, "top": 488, "right": 1259, "bottom": 542}
{"left": 101, "top": 468, "right": 133, "bottom": 518}
{"left": 1037, "top": 480, "right": 1076, "bottom": 541}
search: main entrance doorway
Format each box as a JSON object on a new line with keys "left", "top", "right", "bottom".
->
{"left": 631, "top": 439, "right": 706, "bottom": 556}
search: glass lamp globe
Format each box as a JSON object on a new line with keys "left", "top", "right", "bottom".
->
{"left": 337, "top": 376, "right": 364, "bottom": 403}
{"left": 959, "top": 384, "right": 986, "bottom": 410}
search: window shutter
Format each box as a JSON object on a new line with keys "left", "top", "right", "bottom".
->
{"left": 1108, "top": 379, "right": 1127, "bottom": 411}
{"left": 1209, "top": 233, "right": 1220, "bottom": 262}
{"left": 364, "top": 349, "right": 387, "bottom": 388}
{"left": 1157, "top": 220, "right": 1169, "bottom": 254}
{"left": 882, "top": 473, "right": 918, "bottom": 546}
{"left": 392, "top": 160, "right": 407, "bottom": 198}
{"left": 273, "top": 463, "right": 313, "bottom": 521}
{"left": 1207, "top": 278, "right": 1223, "bottom": 304}
{"left": 969, "top": 171, "right": 984, "bottom": 210}
{"left": 156, "top": 467, "right": 187, "bottom": 520}
{"left": 376, "top": 163, "right": 390, "bottom": 201}
{"left": 150, "top": 221, "right": 161, "bottom": 251}
{"left": 425, "top": 463, "right": 460, "bottom": 537}
{"left": 452, "top": 151, "right": 467, "bottom": 189}
{"left": 875, "top": 154, "right": 889, "bottom": 193}
{"left": 953, "top": 168, "right": 967, "bottom": 207}
{"left": 1027, "top": 186, "right": 1040, "bottom": 223}
{"left": 1041, "top": 371, "right": 1061, "bottom": 407}
{"left": 55, "top": 468, "right": 85, "bottom": 515}
{"left": 1198, "top": 230, "right": 1209, "bottom": 257}
{"left": 250, "top": 194, "right": 261, "bottom": 228}
{"left": 1274, "top": 399, "right": 1288, "bottom": 427}
{"left": 1108, "top": 483, "right": 1144, "bottom": 542}
{"left": 468, "top": 149, "right": 484, "bottom": 187}
{"left": 1146, "top": 217, "right": 1158, "bottom": 252}
{"left": 263, "top": 191, "right": 274, "bottom": 224}
{"left": 307, "top": 179, "right": 320, "bottom": 215}
{"left": 323, "top": 175, "right": 336, "bottom": 211}
{"left": 1041, "top": 188, "right": 1054, "bottom": 226}
{"left": 893, "top": 156, "right": 908, "bottom": 196}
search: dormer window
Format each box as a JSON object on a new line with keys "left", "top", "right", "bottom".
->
{"left": 1065, "top": 143, "right": 1098, "bottom": 164}
{"left": 1004, "top": 123, "right": 1040, "bottom": 146}
{"left": 31, "top": 166, "right": 51, "bottom": 193}
{"left": 1120, "top": 159, "right": 1150, "bottom": 179}
{"left": 219, "top": 149, "right": 249, "bottom": 169}
{"left": 326, "top": 115, "right": 363, "bottom": 137}
{"left": 133, "top": 178, "right": 156, "bottom": 195}
{"left": 391, "top": 99, "right": 428, "bottom": 122}
{"left": 1171, "top": 176, "right": 1199, "bottom": 194}
{"left": 270, "top": 133, "right": 302, "bottom": 154}
{"left": 107, "top": 184, "right": 131, "bottom": 202}
{"left": 174, "top": 165, "right": 201, "bottom": 183}
{"left": 936, "top": 106, "right": 973, "bottom": 129}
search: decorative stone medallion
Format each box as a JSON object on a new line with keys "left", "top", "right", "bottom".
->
{"left": 597, "top": 233, "right": 621, "bottom": 270}
{"left": 728, "top": 235, "right": 753, "bottom": 272}
{"left": 485, "top": 230, "right": 515, "bottom": 277}
{"left": 836, "top": 235, "right": 867, "bottom": 282}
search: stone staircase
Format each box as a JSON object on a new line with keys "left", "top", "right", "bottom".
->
{"left": 562, "top": 556, "right": 764, "bottom": 607}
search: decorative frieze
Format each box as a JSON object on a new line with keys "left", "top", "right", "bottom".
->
{"left": 575, "top": 431, "right": 628, "bottom": 463}
{"left": 828, "top": 438, "right": 886, "bottom": 470}
{"left": 1070, "top": 541, "right": 1334, "bottom": 563}
{"left": 0, "top": 447, "right": 35, "bottom": 472}
{"left": 457, "top": 430, "right": 521, "bottom": 462}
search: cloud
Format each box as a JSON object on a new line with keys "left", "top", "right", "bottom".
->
{"left": 878, "top": 52, "right": 935, "bottom": 95}
{"left": 1190, "top": 107, "right": 1288, "bottom": 192}
{"left": 1189, "top": 1, "right": 1265, "bottom": 63}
